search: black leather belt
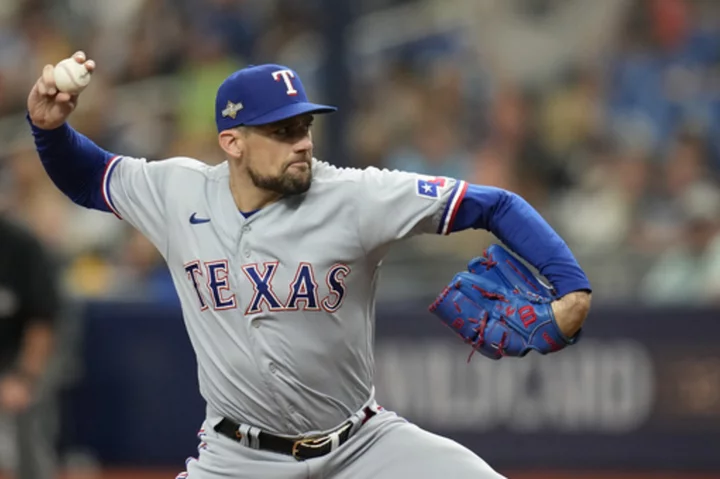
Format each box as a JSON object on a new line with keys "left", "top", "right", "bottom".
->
{"left": 214, "top": 406, "right": 377, "bottom": 461}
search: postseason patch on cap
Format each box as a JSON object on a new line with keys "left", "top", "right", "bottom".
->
{"left": 221, "top": 100, "right": 244, "bottom": 119}
{"left": 416, "top": 176, "right": 447, "bottom": 199}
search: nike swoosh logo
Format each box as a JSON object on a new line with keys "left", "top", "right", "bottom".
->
{"left": 189, "top": 213, "right": 211, "bottom": 224}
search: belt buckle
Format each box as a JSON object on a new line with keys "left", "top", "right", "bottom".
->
{"left": 291, "top": 435, "right": 332, "bottom": 461}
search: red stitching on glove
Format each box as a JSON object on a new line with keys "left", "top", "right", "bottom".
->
{"left": 467, "top": 312, "right": 490, "bottom": 363}
{"left": 470, "top": 250, "right": 498, "bottom": 273}
{"left": 505, "top": 259, "right": 540, "bottom": 293}
{"left": 497, "top": 331, "right": 509, "bottom": 358}
{"left": 479, "top": 250, "right": 498, "bottom": 270}
{"left": 453, "top": 300, "right": 462, "bottom": 313}
{"left": 429, "top": 286, "right": 451, "bottom": 312}
{"left": 471, "top": 285, "right": 508, "bottom": 302}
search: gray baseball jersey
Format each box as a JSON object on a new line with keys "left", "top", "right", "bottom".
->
{"left": 101, "top": 155, "right": 467, "bottom": 435}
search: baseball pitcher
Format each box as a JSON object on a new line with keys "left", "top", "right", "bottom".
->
{"left": 26, "top": 52, "right": 592, "bottom": 478}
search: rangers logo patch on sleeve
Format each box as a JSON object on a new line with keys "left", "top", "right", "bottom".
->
{"left": 416, "top": 177, "right": 446, "bottom": 199}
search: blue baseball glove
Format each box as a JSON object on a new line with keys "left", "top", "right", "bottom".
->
{"left": 429, "top": 244, "right": 580, "bottom": 361}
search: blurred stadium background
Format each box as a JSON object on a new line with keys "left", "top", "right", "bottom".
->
{"left": 1, "top": 0, "right": 720, "bottom": 477}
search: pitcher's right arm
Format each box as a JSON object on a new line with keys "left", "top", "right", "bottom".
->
{"left": 27, "top": 51, "right": 183, "bottom": 252}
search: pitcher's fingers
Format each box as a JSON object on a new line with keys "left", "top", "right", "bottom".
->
{"left": 36, "top": 77, "right": 48, "bottom": 96}
{"left": 84, "top": 59, "right": 95, "bottom": 73}
{"left": 55, "top": 92, "right": 72, "bottom": 103}
{"left": 73, "top": 51, "right": 86, "bottom": 63}
{"left": 41, "top": 65, "right": 57, "bottom": 96}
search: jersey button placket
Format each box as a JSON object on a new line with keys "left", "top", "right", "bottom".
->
{"left": 235, "top": 219, "right": 251, "bottom": 260}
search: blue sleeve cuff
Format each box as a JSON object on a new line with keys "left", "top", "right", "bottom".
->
{"left": 101, "top": 155, "right": 124, "bottom": 218}
{"left": 437, "top": 180, "right": 468, "bottom": 235}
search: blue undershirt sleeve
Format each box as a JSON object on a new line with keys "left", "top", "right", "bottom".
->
{"left": 450, "top": 184, "right": 591, "bottom": 297}
{"left": 28, "top": 115, "right": 115, "bottom": 212}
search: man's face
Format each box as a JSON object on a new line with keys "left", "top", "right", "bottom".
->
{"left": 241, "top": 114, "right": 315, "bottom": 196}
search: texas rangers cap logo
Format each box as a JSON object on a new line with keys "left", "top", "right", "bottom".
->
{"left": 221, "top": 100, "right": 244, "bottom": 119}
{"left": 214, "top": 64, "right": 337, "bottom": 131}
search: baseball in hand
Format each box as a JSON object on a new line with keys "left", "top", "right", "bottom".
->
{"left": 53, "top": 58, "right": 92, "bottom": 94}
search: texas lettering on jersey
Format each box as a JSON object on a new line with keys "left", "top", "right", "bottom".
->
{"left": 183, "top": 260, "right": 350, "bottom": 314}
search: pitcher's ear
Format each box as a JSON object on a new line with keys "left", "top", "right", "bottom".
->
{"left": 218, "top": 128, "right": 245, "bottom": 159}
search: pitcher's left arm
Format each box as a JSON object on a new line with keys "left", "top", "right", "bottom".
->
{"left": 430, "top": 184, "right": 591, "bottom": 360}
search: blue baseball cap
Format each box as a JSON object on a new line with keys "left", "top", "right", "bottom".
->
{"left": 215, "top": 64, "right": 337, "bottom": 132}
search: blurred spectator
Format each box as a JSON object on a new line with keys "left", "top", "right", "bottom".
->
{"left": 384, "top": 113, "right": 472, "bottom": 179}
{"left": 114, "top": 0, "right": 187, "bottom": 83}
{"left": 107, "top": 227, "right": 178, "bottom": 305}
{"left": 349, "top": 61, "right": 426, "bottom": 167}
{"left": 0, "top": 3, "right": 72, "bottom": 114}
{"left": 470, "top": 84, "right": 559, "bottom": 206}
{"left": 0, "top": 214, "right": 61, "bottom": 479}
{"left": 540, "top": 66, "right": 604, "bottom": 161}
{"left": 552, "top": 141, "right": 643, "bottom": 255}
{"left": 255, "top": 0, "right": 322, "bottom": 63}
{"left": 607, "top": 0, "right": 720, "bottom": 164}
{"left": 640, "top": 182, "right": 720, "bottom": 304}
{"left": 172, "top": 27, "right": 242, "bottom": 160}
{"left": 631, "top": 130, "right": 716, "bottom": 253}
{"left": 183, "top": 0, "right": 257, "bottom": 62}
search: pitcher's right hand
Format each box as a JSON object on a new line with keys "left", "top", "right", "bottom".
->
{"left": 27, "top": 51, "right": 95, "bottom": 130}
